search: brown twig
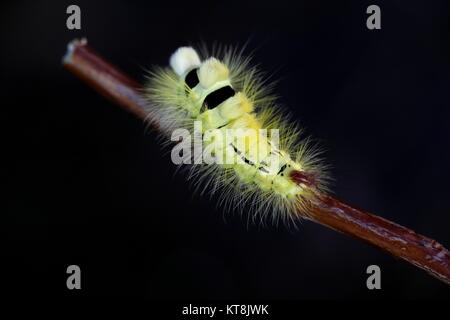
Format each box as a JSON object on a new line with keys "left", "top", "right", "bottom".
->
{"left": 63, "top": 39, "right": 450, "bottom": 284}
{"left": 63, "top": 39, "right": 148, "bottom": 120}
{"left": 308, "top": 193, "right": 450, "bottom": 284}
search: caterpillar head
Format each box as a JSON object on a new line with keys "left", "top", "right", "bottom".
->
{"left": 170, "top": 47, "right": 229, "bottom": 89}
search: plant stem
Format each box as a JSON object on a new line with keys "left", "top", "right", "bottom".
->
{"left": 308, "top": 193, "right": 450, "bottom": 284}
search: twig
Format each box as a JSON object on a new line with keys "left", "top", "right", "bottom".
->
{"left": 63, "top": 39, "right": 148, "bottom": 120}
{"left": 63, "top": 39, "right": 450, "bottom": 284}
{"left": 308, "top": 193, "right": 450, "bottom": 284}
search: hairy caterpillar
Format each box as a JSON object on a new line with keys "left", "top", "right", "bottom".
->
{"left": 145, "top": 46, "right": 329, "bottom": 224}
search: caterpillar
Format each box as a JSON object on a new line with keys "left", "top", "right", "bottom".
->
{"left": 144, "top": 46, "right": 329, "bottom": 225}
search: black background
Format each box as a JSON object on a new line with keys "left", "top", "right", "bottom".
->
{"left": 3, "top": 0, "right": 450, "bottom": 301}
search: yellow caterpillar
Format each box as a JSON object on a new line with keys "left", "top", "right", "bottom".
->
{"left": 145, "top": 46, "right": 328, "bottom": 224}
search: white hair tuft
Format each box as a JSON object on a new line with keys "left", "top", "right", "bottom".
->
{"left": 169, "top": 47, "right": 201, "bottom": 76}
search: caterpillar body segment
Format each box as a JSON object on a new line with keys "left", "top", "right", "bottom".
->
{"left": 145, "top": 46, "right": 327, "bottom": 223}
